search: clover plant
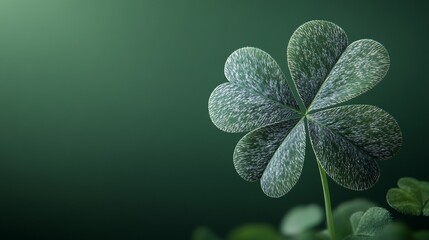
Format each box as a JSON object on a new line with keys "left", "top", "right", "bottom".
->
{"left": 208, "top": 20, "right": 403, "bottom": 240}
{"left": 387, "top": 177, "right": 429, "bottom": 216}
{"left": 347, "top": 207, "right": 391, "bottom": 239}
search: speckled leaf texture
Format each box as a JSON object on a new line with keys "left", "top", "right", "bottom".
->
{"left": 260, "top": 120, "right": 306, "bottom": 197}
{"left": 308, "top": 105, "right": 402, "bottom": 190}
{"left": 233, "top": 119, "right": 306, "bottom": 198}
{"left": 234, "top": 119, "right": 298, "bottom": 181}
{"left": 310, "top": 39, "right": 390, "bottom": 111}
{"left": 209, "top": 47, "right": 299, "bottom": 133}
{"left": 287, "top": 20, "right": 348, "bottom": 108}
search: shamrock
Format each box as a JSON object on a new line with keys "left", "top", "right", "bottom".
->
{"left": 386, "top": 177, "right": 429, "bottom": 216}
{"left": 208, "top": 20, "right": 402, "bottom": 198}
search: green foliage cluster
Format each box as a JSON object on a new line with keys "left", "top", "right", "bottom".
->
{"left": 193, "top": 195, "right": 429, "bottom": 240}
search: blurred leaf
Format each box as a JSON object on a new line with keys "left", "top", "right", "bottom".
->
{"left": 350, "top": 211, "right": 364, "bottom": 234}
{"left": 227, "top": 224, "right": 281, "bottom": 240}
{"left": 387, "top": 177, "right": 429, "bottom": 216}
{"left": 376, "top": 222, "right": 413, "bottom": 240}
{"left": 289, "top": 231, "right": 315, "bottom": 240}
{"left": 333, "top": 198, "right": 376, "bottom": 239}
{"left": 343, "top": 236, "right": 372, "bottom": 240}
{"left": 353, "top": 207, "right": 391, "bottom": 236}
{"left": 289, "top": 230, "right": 330, "bottom": 240}
{"left": 414, "top": 231, "right": 429, "bottom": 240}
{"left": 280, "top": 204, "right": 324, "bottom": 235}
{"left": 345, "top": 207, "right": 391, "bottom": 239}
{"left": 313, "top": 230, "right": 330, "bottom": 240}
{"left": 193, "top": 226, "right": 222, "bottom": 240}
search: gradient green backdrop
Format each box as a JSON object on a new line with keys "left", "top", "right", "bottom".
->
{"left": 0, "top": 0, "right": 427, "bottom": 239}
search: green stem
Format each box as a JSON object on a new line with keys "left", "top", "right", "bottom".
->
{"left": 317, "top": 161, "right": 336, "bottom": 240}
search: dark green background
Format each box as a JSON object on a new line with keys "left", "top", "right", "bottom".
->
{"left": 0, "top": 0, "right": 427, "bottom": 239}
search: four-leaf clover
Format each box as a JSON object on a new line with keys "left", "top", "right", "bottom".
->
{"left": 208, "top": 20, "right": 402, "bottom": 198}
